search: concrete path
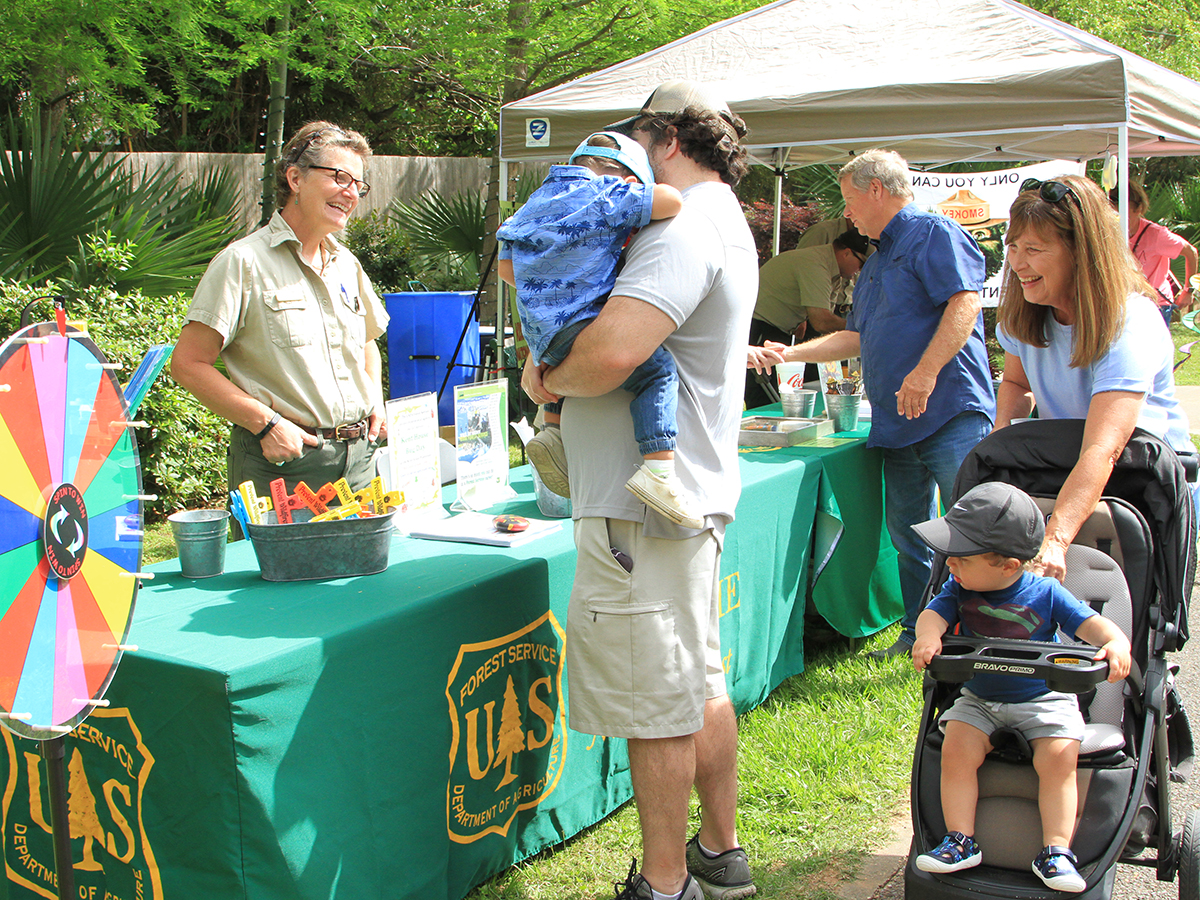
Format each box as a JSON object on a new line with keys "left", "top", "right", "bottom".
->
{"left": 1175, "top": 385, "right": 1200, "bottom": 428}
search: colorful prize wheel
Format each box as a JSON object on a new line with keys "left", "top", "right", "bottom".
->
{"left": 0, "top": 322, "right": 143, "bottom": 741}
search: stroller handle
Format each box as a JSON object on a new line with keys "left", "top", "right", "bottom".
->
{"left": 927, "top": 635, "right": 1109, "bottom": 694}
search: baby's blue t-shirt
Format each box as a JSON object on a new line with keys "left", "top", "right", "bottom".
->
{"left": 927, "top": 571, "right": 1096, "bottom": 701}
{"left": 497, "top": 165, "right": 654, "bottom": 364}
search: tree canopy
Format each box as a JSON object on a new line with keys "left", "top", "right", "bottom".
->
{"left": 0, "top": 0, "right": 1196, "bottom": 157}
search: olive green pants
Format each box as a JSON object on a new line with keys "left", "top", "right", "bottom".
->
{"left": 227, "top": 424, "right": 380, "bottom": 505}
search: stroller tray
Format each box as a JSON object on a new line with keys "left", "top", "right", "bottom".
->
{"left": 928, "top": 636, "right": 1109, "bottom": 694}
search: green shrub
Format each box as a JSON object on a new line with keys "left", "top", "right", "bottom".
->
{"left": 0, "top": 281, "right": 228, "bottom": 518}
{"left": 342, "top": 211, "right": 422, "bottom": 294}
{"left": 340, "top": 211, "right": 425, "bottom": 399}
{"left": 740, "top": 197, "right": 823, "bottom": 264}
{"left": 389, "top": 190, "right": 487, "bottom": 290}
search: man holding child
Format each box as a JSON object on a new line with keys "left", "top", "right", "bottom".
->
{"left": 522, "top": 80, "right": 759, "bottom": 900}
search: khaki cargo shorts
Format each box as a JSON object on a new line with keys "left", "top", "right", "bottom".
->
{"left": 566, "top": 517, "right": 726, "bottom": 740}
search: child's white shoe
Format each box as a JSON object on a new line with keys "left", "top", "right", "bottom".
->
{"left": 527, "top": 426, "right": 569, "bottom": 497}
{"left": 625, "top": 465, "right": 705, "bottom": 529}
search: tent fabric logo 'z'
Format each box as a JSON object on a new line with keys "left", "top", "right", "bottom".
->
{"left": 445, "top": 610, "right": 567, "bottom": 843}
{"left": 2, "top": 708, "right": 162, "bottom": 900}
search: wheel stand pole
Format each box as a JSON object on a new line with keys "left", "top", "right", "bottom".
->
{"left": 41, "top": 737, "right": 76, "bottom": 900}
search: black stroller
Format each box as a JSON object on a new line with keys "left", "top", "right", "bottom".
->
{"left": 906, "top": 419, "right": 1198, "bottom": 899}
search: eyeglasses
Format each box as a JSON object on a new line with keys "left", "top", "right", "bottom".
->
{"left": 1020, "top": 177, "right": 1080, "bottom": 209}
{"left": 307, "top": 165, "right": 371, "bottom": 197}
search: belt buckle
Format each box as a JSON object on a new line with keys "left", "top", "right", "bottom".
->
{"left": 336, "top": 420, "right": 364, "bottom": 441}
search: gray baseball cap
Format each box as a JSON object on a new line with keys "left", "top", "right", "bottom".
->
{"left": 607, "top": 80, "right": 734, "bottom": 133}
{"left": 911, "top": 482, "right": 1045, "bottom": 560}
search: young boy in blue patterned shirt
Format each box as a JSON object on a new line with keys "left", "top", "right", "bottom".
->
{"left": 498, "top": 131, "right": 703, "bottom": 528}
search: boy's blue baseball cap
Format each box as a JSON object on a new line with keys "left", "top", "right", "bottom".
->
{"left": 911, "top": 482, "right": 1046, "bottom": 561}
{"left": 569, "top": 132, "right": 655, "bottom": 187}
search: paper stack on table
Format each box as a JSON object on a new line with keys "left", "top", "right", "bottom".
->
{"left": 407, "top": 512, "right": 562, "bottom": 548}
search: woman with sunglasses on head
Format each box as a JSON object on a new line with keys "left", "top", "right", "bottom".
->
{"left": 995, "top": 174, "right": 1195, "bottom": 581}
{"left": 172, "top": 121, "right": 389, "bottom": 500}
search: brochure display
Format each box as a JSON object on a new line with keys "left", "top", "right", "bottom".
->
{"left": 385, "top": 391, "right": 446, "bottom": 524}
{"left": 407, "top": 511, "right": 561, "bottom": 548}
{"left": 452, "top": 379, "right": 515, "bottom": 511}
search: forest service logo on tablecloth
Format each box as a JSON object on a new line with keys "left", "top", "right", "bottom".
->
{"left": 2, "top": 709, "right": 162, "bottom": 900}
{"left": 445, "top": 611, "right": 567, "bottom": 843}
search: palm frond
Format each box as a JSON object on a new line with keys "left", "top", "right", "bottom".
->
{"left": 389, "top": 189, "right": 486, "bottom": 282}
{"left": 0, "top": 115, "right": 125, "bottom": 280}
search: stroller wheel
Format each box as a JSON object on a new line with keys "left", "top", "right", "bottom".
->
{"left": 1181, "top": 809, "right": 1200, "bottom": 900}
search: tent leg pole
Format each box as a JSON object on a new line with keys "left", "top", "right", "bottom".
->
{"left": 773, "top": 168, "right": 783, "bottom": 257}
{"left": 1117, "top": 126, "right": 1129, "bottom": 238}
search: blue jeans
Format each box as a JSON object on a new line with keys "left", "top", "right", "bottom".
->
{"left": 881, "top": 411, "right": 993, "bottom": 644}
{"left": 541, "top": 318, "right": 678, "bottom": 456}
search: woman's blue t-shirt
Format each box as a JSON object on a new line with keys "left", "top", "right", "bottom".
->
{"left": 998, "top": 292, "right": 1194, "bottom": 452}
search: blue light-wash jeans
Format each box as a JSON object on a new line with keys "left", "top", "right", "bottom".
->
{"left": 541, "top": 317, "right": 678, "bottom": 456}
{"left": 881, "top": 410, "right": 993, "bottom": 645}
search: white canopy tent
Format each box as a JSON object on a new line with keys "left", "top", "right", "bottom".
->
{"left": 499, "top": 0, "right": 1200, "bottom": 226}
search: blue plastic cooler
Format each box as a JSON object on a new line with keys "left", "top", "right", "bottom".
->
{"left": 384, "top": 291, "right": 479, "bottom": 425}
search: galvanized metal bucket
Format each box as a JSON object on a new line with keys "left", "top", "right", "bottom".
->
{"left": 246, "top": 510, "right": 396, "bottom": 581}
{"left": 825, "top": 393, "right": 863, "bottom": 433}
{"left": 168, "top": 509, "right": 230, "bottom": 578}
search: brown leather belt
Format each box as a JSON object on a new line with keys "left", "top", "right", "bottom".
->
{"left": 297, "top": 419, "right": 369, "bottom": 442}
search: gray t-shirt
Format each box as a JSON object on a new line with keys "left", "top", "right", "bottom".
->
{"left": 560, "top": 181, "right": 759, "bottom": 538}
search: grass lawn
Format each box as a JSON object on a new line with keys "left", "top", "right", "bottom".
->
{"left": 464, "top": 635, "right": 922, "bottom": 900}
{"left": 135, "top": 320, "right": 1198, "bottom": 898}
{"left": 1172, "top": 320, "right": 1200, "bottom": 387}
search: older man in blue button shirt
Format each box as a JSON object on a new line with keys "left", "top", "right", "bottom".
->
{"left": 767, "top": 149, "right": 995, "bottom": 658}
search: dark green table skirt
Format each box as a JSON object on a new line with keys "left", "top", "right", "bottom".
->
{"left": 0, "top": 440, "right": 899, "bottom": 900}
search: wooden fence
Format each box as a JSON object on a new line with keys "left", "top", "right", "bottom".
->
{"left": 115, "top": 152, "right": 494, "bottom": 236}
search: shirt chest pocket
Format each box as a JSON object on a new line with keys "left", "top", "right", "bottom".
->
{"left": 877, "top": 256, "right": 920, "bottom": 318}
{"left": 262, "top": 288, "right": 316, "bottom": 348}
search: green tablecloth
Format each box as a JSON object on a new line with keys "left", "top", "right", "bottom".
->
{"left": 742, "top": 401, "right": 903, "bottom": 637}
{"left": 0, "top": 440, "right": 898, "bottom": 900}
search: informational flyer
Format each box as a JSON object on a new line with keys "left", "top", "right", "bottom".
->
{"left": 453, "top": 379, "right": 515, "bottom": 511}
{"left": 385, "top": 392, "right": 446, "bottom": 525}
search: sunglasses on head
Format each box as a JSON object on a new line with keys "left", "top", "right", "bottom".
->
{"left": 1020, "top": 177, "right": 1081, "bottom": 209}
{"left": 289, "top": 129, "right": 326, "bottom": 165}
{"left": 289, "top": 127, "right": 349, "bottom": 166}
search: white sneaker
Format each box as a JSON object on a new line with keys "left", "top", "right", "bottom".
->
{"left": 625, "top": 465, "right": 705, "bottom": 529}
{"left": 526, "top": 426, "right": 569, "bottom": 497}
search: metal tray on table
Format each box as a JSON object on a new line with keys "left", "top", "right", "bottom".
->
{"left": 738, "top": 416, "right": 835, "bottom": 447}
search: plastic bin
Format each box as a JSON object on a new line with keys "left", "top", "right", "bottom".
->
{"left": 384, "top": 291, "right": 479, "bottom": 425}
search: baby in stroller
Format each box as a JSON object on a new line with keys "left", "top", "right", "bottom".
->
{"left": 910, "top": 482, "right": 1132, "bottom": 892}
